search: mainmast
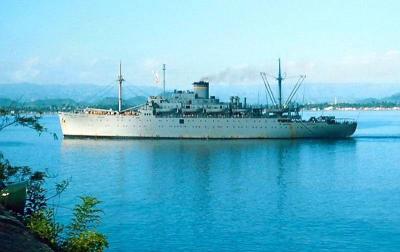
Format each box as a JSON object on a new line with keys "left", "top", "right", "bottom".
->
{"left": 117, "top": 61, "right": 125, "bottom": 113}
{"left": 261, "top": 59, "right": 306, "bottom": 110}
{"left": 277, "top": 58, "right": 283, "bottom": 108}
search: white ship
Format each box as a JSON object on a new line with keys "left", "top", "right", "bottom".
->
{"left": 59, "top": 60, "right": 357, "bottom": 139}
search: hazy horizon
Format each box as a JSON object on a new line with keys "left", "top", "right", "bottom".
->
{"left": 1, "top": 82, "right": 399, "bottom": 104}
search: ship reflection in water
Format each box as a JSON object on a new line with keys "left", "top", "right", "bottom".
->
{"left": 57, "top": 138, "right": 400, "bottom": 251}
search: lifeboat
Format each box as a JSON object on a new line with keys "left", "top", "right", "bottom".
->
{"left": 155, "top": 107, "right": 175, "bottom": 113}
{"left": 182, "top": 107, "right": 202, "bottom": 113}
{"left": 232, "top": 109, "right": 247, "bottom": 113}
{"left": 205, "top": 108, "right": 225, "bottom": 113}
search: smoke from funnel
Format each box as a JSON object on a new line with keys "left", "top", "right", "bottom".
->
{"left": 199, "top": 61, "right": 313, "bottom": 84}
{"left": 200, "top": 65, "right": 261, "bottom": 83}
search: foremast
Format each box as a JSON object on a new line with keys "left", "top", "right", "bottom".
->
{"left": 117, "top": 62, "right": 125, "bottom": 113}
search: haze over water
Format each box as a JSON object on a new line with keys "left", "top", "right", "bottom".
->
{"left": 1, "top": 111, "right": 400, "bottom": 251}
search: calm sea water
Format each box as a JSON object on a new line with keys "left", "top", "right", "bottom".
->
{"left": 1, "top": 111, "right": 400, "bottom": 251}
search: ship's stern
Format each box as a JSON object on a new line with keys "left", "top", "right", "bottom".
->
{"left": 336, "top": 119, "right": 357, "bottom": 137}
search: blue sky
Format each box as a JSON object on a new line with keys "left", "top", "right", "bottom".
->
{"left": 1, "top": 0, "right": 400, "bottom": 87}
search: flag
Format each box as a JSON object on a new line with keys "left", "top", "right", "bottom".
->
{"left": 152, "top": 70, "right": 160, "bottom": 84}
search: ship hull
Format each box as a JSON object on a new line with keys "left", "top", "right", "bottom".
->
{"left": 59, "top": 113, "right": 357, "bottom": 139}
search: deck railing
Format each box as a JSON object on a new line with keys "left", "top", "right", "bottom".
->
{"left": 334, "top": 118, "right": 357, "bottom": 124}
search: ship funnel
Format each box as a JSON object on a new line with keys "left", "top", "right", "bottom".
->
{"left": 193, "top": 81, "right": 209, "bottom": 99}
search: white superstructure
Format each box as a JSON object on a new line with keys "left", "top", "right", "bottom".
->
{"left": 59, "top": 61, "right": 357, "bottom": 139}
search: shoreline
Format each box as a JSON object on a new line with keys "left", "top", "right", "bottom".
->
{"left": 5, "top": 107, "right": 400, "bottom": 115}
{"left": 305, "top": 107, "right": 400, "bottom": 112}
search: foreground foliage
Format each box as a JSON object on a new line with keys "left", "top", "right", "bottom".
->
{"left": 63, "top": 197, "right": 108, "bottom": 251}
{"left": 0, "top": 111, "right": 108, "bottom": 251}
{"left": 26, "top": 209, "right": 63, "bottom": 249}
{"left": 1, "top": 154, "right": 108, "bottom": 251}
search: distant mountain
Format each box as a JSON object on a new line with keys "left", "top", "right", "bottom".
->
{"left": 385, "top": 92, "right": 400, "bottom": 103}
{"left": 93, "top": 96, "right": 147, "bottom": 110}
{"left": 203, "top": 82, "right": 400, "bottom": 103}
{"left": 0, "top": 82, "right": 399, "bottom": 104}
{"left": 358, "top": 92, "right": 400, "bottom": 104}
{"left": 0, "top": 95, "right": 147, "bottom": 112}
{"left": 0, "top": 98, "right": 16, "bottom": 107}
{"left": 0, "top": 83, "right": 160, "bottom": 102}
{"left": 0, "top": 98, "right": 79, "bottom": 111}
{"left": 1, "top": 85, "right": 400, "bottom": 112}
{"left": 125, "top": 96, "right": 147, "bottom": 106}
{"left": 27, "top": 98, "right": 78, "bottom": 107}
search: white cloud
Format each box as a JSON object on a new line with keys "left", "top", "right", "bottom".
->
{"left": 143, "top": 58, "right": 163, "bottom": 71}
{"left": 13, "top": 57, "right": 41, "bottom": 82}
{"left": 195, "top": 50, "right": 400, "bottom": 87}
{"left": 322, "top": 49, "right": 400, "bottom": 83}
{"left": 200, "top": 64, "right": 260, "bottom": 83}
{"left": 4, "top": 50, "right": 400, "bottom": 85}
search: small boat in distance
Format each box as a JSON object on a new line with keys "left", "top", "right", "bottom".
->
{"left": 59, "top": 60, "right": 357, "bottom": 139}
